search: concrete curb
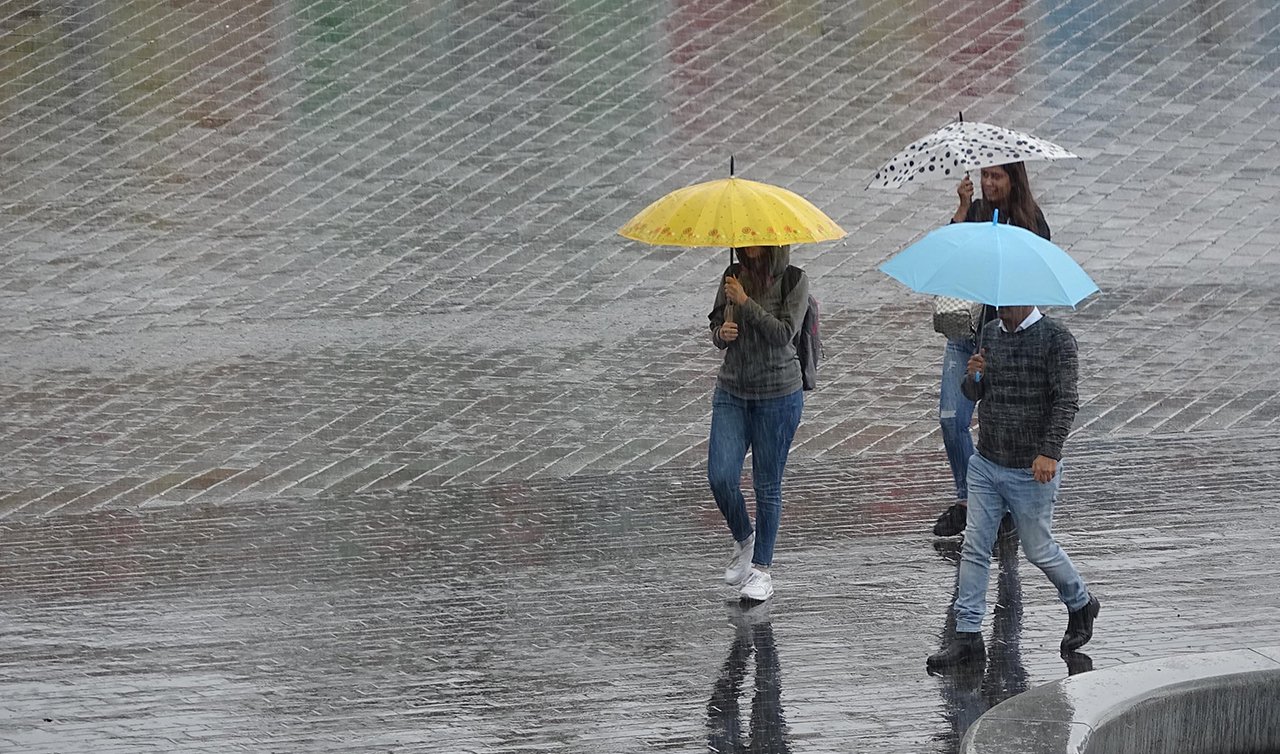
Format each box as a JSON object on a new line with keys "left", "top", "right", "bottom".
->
{"left": 962, "top": 646, "right": 1280, "bottom": 754}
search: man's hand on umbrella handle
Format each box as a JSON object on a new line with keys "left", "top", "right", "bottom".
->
{"left": 967, "top": 349, "right": 986, "bottom": 379}
{"left": 724, "top": 275, "right": 747, "bottom": 306}
{"left": 954, "top": 175, "right": 973, "bottom": 222}
{"left": 719, "top": 321, "right": 739, "bottom": 343}
{"left": 1032, "top": 455, "right": 1057, "bottom": 483}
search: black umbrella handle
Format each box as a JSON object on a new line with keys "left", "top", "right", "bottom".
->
{"left": 974, "top": 323, "right": 985, "bottom": 382}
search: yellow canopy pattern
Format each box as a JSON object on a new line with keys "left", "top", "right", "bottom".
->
{"left": 618, "top": 177, "right": 846, "bottom": 248}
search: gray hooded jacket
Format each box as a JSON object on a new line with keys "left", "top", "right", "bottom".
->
{"left": 708, "top": 246, "right": 809, "bottom": 399}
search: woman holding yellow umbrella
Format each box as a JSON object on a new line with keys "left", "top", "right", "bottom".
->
{"left": 620, "top": 169, "right": 844, "bottom": 602}
{"left": 706, "top": 243, "right": 808, "bottom": 601}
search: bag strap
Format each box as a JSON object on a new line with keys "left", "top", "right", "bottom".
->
{"left": 781, "top": 266, "right": 806, "bottom": 347}
{"left": 782, "top": 265, "right": 802, "bottom": 298}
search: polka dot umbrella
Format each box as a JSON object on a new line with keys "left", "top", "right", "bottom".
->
{"left": 867, "top": 116, "right": 1077, "bottom": 190}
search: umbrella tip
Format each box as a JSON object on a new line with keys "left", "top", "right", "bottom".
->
{"left": 730, "top": 155, "right": 735, "bottom": 176}
{"left": 959, "top": 111, "right": 963, "bottom": 123}
{"left": 992, "top": 208, "right": 999, "bottom": 225}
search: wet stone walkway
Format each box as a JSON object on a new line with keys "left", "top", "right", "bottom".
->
{"left": 3, "top": 434, "right": 1280, "bottom": 752}
{"left": 2, "top": 0, "right": 1280, "bottom": 751}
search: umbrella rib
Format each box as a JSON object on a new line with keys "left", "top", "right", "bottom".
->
{"left": 699, "top": 181, "right": 732, "bottom": 248}
{"left": 1051, "top": 257, "right": 1073, "bottom": 306}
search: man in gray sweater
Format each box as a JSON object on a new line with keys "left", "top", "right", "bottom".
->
{"left": 928, "top": 305, "right": 1100, "bottom": 669}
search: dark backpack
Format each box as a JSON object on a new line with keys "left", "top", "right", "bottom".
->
{"left": 726, "top": 263, "right": 822, "bottom": 390}
{"left": 783, "top": 265, "right": 821, "bottom": 391}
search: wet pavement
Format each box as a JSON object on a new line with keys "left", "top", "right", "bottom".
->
{"left": 1, "top": 0, "right": 1279, "bottom": 751}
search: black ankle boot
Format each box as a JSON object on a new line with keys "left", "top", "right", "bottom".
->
{"left": 927, "top": 631, "right": 985, "bottom": 669}
{"left": 1061, "top": 596, "right": 1100, "bottom": 652}
{"left": 932, "top": 504, "right": 967, "bottom": 536}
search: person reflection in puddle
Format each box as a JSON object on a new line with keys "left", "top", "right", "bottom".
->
{"left": 707, "top": 602, "right": 791, "bottom": 754}
{"left": 930, "top": 536, "right": 1029, "bottom": 752}
{"left": 1062, "top": 649, "right": 1093, "bottom": 676}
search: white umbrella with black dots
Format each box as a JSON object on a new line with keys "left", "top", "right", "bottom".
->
{"left": 868, "top": 115, "right": 1077, "bottom": 190}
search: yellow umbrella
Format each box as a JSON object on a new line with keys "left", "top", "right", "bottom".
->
{"left": 618, "top": 176, "right": 846, "bottom": 248}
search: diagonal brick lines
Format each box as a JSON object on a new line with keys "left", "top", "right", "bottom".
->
{"left": 3, "top": 0, "right": 1280, "bottom": 751}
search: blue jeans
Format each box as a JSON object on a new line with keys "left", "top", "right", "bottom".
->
{"left": 707, "top": 388, "right": 803, "bottom": 567}
{"left": 955, "top": 453, "right": 1090, "bottom": 633}
{"left": 940, "top": 338, "right": 977, "bottom": 501}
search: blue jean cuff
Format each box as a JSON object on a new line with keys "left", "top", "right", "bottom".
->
{"left": 1068, "top": 594, "right": 1092, "bottom": 612}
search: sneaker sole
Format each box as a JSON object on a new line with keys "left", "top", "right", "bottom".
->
{"left": 739, "top": 585, "right": 773, "bottom": 601}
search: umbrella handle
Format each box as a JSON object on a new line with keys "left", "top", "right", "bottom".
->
{"left": 974, "top": 326, "right": 985, "bottom": 382}
{"left": 725, "top": 247, "right": 736, "bottom": 323}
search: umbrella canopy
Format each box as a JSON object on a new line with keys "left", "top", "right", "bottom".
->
{"left": 618, "top": 176, "right": 846, "bottom": 248}
{"left": 867, "top": 120, "right": 1077, "bottom": 190}
{"left": 880, "top": 213, "right": 1098, "bottom": 307}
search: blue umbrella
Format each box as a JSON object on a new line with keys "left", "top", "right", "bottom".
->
{"left": 880, "top": 211, "right": 1098, "bottom": 306}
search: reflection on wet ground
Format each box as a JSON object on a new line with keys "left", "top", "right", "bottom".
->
{"left": 708, "top": 602, "right": 789, "bottom": 754}
{"left": 2, "top": 435, "right": 1279, "bottom": 752}
{"left": 929, "top": 537, "right": 1030, "bottom": 751}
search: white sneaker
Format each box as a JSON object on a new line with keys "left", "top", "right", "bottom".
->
{"left": 739, "top": 568, "right": 773, "bottom": 601}
{"left": 724, "top": 532, "right": 755, "bottom": 586}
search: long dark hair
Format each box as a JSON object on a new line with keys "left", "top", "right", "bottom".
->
{"left": 976, "top": 162, "right": 1041, "bottom": 232}
{"left": 732, "top": 245, "right": 786, "bottom": 295}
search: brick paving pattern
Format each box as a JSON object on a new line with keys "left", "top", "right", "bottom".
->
{"left": 1, "top": 0, "right": 1279, "bottom": 751}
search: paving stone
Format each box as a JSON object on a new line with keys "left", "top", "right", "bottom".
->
{"left": 2, "top": 0, "right": 1280, "bottom": 751}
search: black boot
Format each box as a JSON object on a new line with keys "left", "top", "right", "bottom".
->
{"left": 927, "top": 631, "right": 985, "bottom": 670}
{"left": 1061, "top": 595, "right": 1100, "bottom": 652}
{"left": 932, "top": 504, "right": 967, "bottom": 536}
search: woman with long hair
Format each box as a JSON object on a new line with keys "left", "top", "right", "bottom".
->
{"left": 932, "top": 162, "right": 1050, "bottom": 537}
{"left": 708, "top": 245, "right": 808, "bottom": 601}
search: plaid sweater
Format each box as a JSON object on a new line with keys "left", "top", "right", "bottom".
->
{"left": 961, "top": 317, "right": 1079, "bottom": 468}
